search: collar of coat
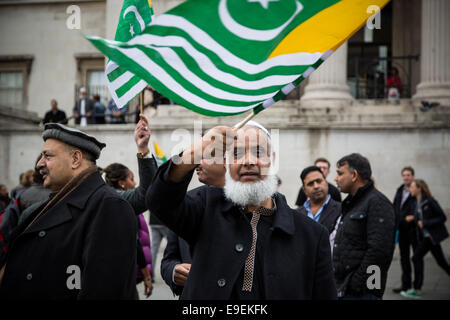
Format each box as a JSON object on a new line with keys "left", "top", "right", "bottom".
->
{"left": 20, "top": 171, "right": 105, "bottom": 235}
{"left": 220, "top": 192, "right": 295, "bottom": 236}
{"left": 342, "top": 180, "right": 374, "bottom": 210}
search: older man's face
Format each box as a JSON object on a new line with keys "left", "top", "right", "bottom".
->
{"left": 228, "top": 127, "right": 271, "bottom": 184}
{"left": 36, "top": 139, "right": 75, "bottom": 192}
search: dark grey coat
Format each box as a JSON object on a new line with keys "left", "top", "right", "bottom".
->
{"left": 115, "top": 156, "right": 158, "bottom": 214}
{"left": 146, "top": 159, "right": 337, "bottom": 300}
{"left": 297, "top": 198, "right": 341, "bottom": 234}
{"left": 333, "top": 181, "right": 395, "bottom": 298}
{"left": 161, "top": 229, "right": 192, "bottom": 297}
{"left": 0, "top": 171, "right": 137, "bottom": 299}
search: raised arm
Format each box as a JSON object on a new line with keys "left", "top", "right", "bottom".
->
{"left": 117, "top": 114, "right": 157, "bottom": 214}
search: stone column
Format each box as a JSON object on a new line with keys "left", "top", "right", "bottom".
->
{"left": 105, "top": 0, "right": 123, "bottom": 40}
{"left": 300, "top": 41, "right": 354, "bottom": 108}
{"left": 413, "top": 0, "right": 450, "bottom": 107}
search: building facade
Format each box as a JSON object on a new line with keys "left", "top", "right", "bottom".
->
{"left": 1, "top": 0, "right": 450, "bottom": 210}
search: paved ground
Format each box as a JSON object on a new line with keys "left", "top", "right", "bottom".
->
{"left": 139, "top": 232, "right": 450, "bottom": 301}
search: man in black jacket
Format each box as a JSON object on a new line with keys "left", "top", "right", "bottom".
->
{"left": 333, "top": 153, "right": 395, "bottom": 300}
{"left": 296, "top": 166, "right": 341, "bottom": 234}
{"left": 0, "top": 123, "right": 137, "bottom": 299}
{"left": 392, "top": 166, "right": 418, "bottom": 294}
{"left": 161, "top": 157, "right": 225, "bottom": 297}
{"left": 147, "top": 122, "right": 336, "bottom": 300}
{"left": 43, "top": 99, "right": 68, "bottom": 125}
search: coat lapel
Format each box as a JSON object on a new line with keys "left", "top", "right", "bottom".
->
{"left": 272, "top": 193, "right": 295, "bottom": 236}
{"left": 23, "top": 172, "right": 105, "bottom": 234}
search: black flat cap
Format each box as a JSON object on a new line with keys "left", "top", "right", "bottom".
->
{"left": 42, "top": 123, "right": 106, "bottom": 160}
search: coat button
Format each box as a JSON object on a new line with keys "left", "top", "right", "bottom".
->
{"left": 235, "top": 244, "right": 244, "bottom": 252}
{"left": 217, "top": 278, "right": 226, "bottom": 287}
{"left": 345, "top": 265, "right": 350, "bottom": 270}
{"left": 26, "top": 273, "right": 33, "bottom": 280}
{"left": 38, "top": 231, "right": 46, "bottom": 238}
{"left": 360, "top": 214, "right": 364, "bottom": 218}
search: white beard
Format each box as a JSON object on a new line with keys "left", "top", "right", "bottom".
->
{"left": 224, "top": 167, "right": 278, "bottom": 207}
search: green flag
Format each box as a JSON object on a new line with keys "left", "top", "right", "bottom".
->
{"left": 90, "top": 0, "right": 390, "bottom": 116}
{"left": 105, "top": 0, "right": 154, "bottom": 108}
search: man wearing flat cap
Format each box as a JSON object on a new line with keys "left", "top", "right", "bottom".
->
{"left": 0, "top": 123, "right": 137, "bottom": 299}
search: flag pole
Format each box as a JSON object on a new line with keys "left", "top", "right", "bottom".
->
{"left": 139, "top": 90, "right": 144, "bottom": 114}
{"left": 232, "top": 111, "right": 256, "bottom": 131}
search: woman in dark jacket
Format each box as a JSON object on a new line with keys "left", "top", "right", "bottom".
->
{"left": 102, "top": 114, "right": 157, "bottom": 299}
{"left": 104, "top": 162, "right": 153, "bottom": 299}
{"left": 401, "top": 179, "right": 450, "bottom": 298}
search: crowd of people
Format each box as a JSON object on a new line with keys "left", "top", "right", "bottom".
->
{"left": 0, "top": 118, "right": 448, "bottom": 300}
{"left": 42, "top": 86, "right": 172, "bottom": 126}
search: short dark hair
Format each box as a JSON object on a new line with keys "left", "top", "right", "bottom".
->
{"left": 300, "top": 166, "right": 326, "bottom": 184}
{"left": 314, "top": 157, "right": 330, "bottom": 168}
{"left": 337, "top": 153, "right": 372, "bottom": 181}
{"left": 64, "top": 143, "right": 96, "bottom": 165}
{"left": 401, "top": 166, "right": 415, "bottom": 176}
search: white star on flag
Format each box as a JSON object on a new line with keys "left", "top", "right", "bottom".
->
{"left": 248, "top": 0, "right": 278, "bottom": 10}
{"left": 129, "top": 24, "right": 135, "bottom": 37}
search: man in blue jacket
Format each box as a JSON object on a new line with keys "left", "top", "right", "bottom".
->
{"left": 147, "top": 122, "right": 336, "bottom": 300}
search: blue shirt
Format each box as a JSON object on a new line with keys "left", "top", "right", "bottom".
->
{"left": 304, "top": 194, "right": 331, "bottom": 222}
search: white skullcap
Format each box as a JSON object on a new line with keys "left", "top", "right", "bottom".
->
{"left": 243, "top": 120, "right": 271, "bottom": 141}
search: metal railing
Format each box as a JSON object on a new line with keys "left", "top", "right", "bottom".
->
{"left": 347, "top": 55, "right": 419, "bottom": 99}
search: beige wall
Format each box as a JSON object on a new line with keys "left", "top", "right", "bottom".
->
{"left": 0, "top": 1, "right": 106, "bottom": 118}
{"left": 2, "top": 125, "right": 450, "bottom": 212}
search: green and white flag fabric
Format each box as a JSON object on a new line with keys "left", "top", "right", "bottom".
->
{"left": 90, "top": 0, "right": 389, "bottom": 116}
{"left": 105, "top": 0, "right": 154, "bottom": 108}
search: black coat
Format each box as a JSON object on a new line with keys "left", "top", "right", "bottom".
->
{"left": 333, "top": 181, "right": 395, "bottom": 298}
{"left": 297, "top": 198, "right": 341, "bottom": 234}
{"left": 146, "top": 159, "right": 337, "bottom": 300}
{"left": 43, "top": 109, "right": 68, "bottom": 125}
{"left": 417, "top": 197, "right": 449, "bottom": 244}
{"left": 393, "top": 184, "right": 417, "bottom": 230}
{"left": 161, "top": 229, "right": 192, "bottom": 296}
{"left": 0, "top": 172, "right": 137, "bottom": 299}
{"left": 296, "top": 182, "right": 341, "bottom": 206}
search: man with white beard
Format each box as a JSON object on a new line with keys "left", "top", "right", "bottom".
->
{"left": 146, "top": 122, "right": 337, "bottom": 300}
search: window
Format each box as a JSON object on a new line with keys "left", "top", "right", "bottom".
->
{"left": 87, "top": 70, "right": 107, "bottom": 102}
{"left": 0, "top": 71, "right": 23, "bottom": 107}
{"left": 0, "top": 55, "right": 33, "bottom": 109}
{"left": 74, "top": 54, "right": 106, "bottom": 103}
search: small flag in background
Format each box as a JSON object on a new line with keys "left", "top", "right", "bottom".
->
{"left": 105, "top": 0, "right": 153, "bottom": 109}
{"left": 90, "top": 0, "right": 390, "bottom": 116}
{"left": 153, "top": 141, "right": 167, "bottom": 166}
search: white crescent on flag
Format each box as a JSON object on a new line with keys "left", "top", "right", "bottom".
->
{"left": 123, "top": 6, "right": 146, "bottom": 32}
{"left": 218, "top": 0, "right": 304, "bottom": 41}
